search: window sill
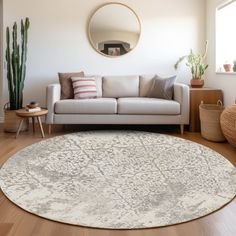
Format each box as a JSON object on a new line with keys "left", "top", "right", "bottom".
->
{"left": 216, "top": 72, "right": 236, "bottom": 75}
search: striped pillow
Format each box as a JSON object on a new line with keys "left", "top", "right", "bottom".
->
{"left": 71, "top": 77, "right": 97, "bottom": 99}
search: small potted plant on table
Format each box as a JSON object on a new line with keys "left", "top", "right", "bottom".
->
{"left": 174, "top": 41, "right": 208, "bottom": 88}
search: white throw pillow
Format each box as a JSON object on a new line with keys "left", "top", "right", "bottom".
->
{"left": 71, "top": 77, "right": 97, "bottom": 99}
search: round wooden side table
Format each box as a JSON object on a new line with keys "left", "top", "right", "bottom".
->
{"left": 15, "top": 109, "right": 48, "bottom": 138}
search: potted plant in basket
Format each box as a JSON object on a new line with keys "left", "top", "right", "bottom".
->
{"left": 174, "top": 41, "right": 209, "bottom": 88}
{"left": 4, "top": 18, "right": 30, "bottom": 132}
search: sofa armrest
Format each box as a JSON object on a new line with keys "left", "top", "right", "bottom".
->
{"left": 46, "top": 83, "right": 61, "bottom": 124}
{"left": 174, "top": 83, "right": 189, "bottom": 124}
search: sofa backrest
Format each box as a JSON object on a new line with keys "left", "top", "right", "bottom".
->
{"left": 85, "top": 75, "right": 103, "bottom": 97}
{"left": 102, "top": 76, "right": 139, "bottom": 98}
{"left": 94, "top": 76, "right": 103, "bottom": 97}
{"left": 139, "top": 75, "right": 155, "bottom": 97}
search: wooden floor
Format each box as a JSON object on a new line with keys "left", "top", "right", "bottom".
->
{"left": 0, "top": 124, "right": 236, "bottom": 236}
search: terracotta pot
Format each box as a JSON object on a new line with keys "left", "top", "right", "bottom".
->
{"left": 4, "top": 108, "right": 28, "bottom": 133}
{"left": 190, "top": 79, "right": 204, "bottom": 88}
{"left": 223, "top": 64, "right": 232, "bottom": 72}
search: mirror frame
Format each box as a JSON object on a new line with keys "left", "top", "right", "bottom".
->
{"left": 88, "top": 2, "right": 141, "bottom": 58}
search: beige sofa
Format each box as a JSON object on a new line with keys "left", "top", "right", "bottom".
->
{"left": 46, "top": 75, "right": 189, "bottom": 134}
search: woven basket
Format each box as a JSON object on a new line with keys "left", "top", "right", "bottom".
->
{"left": 199, "top": 100, "right": 226, "bottom": 142}
{"left": 3, "top": 104, "right": 28, "bottom": 133}
{"left": 220, "top": 104, "right": 236, "bottom": 148}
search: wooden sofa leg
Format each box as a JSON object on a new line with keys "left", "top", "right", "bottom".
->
{"left": 180, "top": 124, "right": 184, "bottom": 135}
{"left": 48, "top": 124, "right": 52, "bottom": 135}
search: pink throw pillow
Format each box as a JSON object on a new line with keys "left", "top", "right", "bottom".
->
{"left": 71, "top": 77, "right": 97, "bottom": 99}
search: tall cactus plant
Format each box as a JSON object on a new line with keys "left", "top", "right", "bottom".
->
{"left": 5, "top": 18, "right": 30, "bottom": 110}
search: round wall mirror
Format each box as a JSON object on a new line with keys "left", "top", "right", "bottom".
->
{"left": 88, "top": 3, "right": 141, "bottom": 57}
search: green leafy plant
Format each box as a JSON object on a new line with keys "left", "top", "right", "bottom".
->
{"left": 5, "top": 18, "right": 30, "bottom": 110}
{"left": 174, "top": 41, "right": 209, "bottom": 80}
{"left": 233, "top": 59, "right": 236, "bottom": 65}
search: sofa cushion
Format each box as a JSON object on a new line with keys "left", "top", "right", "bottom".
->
{"left": 58, "top": 71, "right": 84, "bottom": 99}
{"left": 103, "top": 76, "right": 139, "bottom": 98}
{"left": 148, "top": 75, "right": 176, "bottom": 100}
{"left": 139, "top": 75, "right": 156, "bottom": 97}
{"left": 85, "top": 75, "right": 102, "bottom": 97}
{"left": 118, "top": 97, "right": 180, "bottom": 115}
{"left": 55, "top": 98, "right": 117, "bottom": 114}
{"left": 71, "top": 77, "right": 97, "bottom": 99}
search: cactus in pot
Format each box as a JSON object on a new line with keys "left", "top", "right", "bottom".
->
{"left": 3, "top": 18, "right": 30, "bottom": 133}
{"left": 5, "top": 17, "right": 30, "bottom": 110}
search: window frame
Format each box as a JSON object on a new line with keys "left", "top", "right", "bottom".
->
{"left": 215, "top": 0, "right": 236, "bottom": 74}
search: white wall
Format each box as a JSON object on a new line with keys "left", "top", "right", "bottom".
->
{"left": 0, "top": 0, "right": 206, "bottom": 120}
{"left": 206, "top": 0, "right": 236, "bottom": 106}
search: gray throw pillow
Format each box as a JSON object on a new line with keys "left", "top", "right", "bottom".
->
{"left": 148, "top": 75, "right": 176, "bottom": 100}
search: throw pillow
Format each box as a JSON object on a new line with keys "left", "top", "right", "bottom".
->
{"left": 58, "top": 71, "right": 84, "bottom": 99}
{"left": 71, "top": 77, "right": 97, "bottom": 99}
{"left": 148, "top": 75, "right": 176, "bottom": 100}
{"left": 139, "top": 75, "right": 156, "bottom": 97}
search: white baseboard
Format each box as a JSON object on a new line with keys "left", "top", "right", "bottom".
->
{"left": 0, "top": 116, "right": 4, "bottom": 123}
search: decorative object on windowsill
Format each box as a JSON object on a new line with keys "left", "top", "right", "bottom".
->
{"left": 174, "top": 41, "right": 208, "bottom": 88}
{"left": 199, "top": 100, "right": 226, "bottom": 142}
{"left": 233, "top": 60, "right": 236, "bottom": 72}
{"left": 223, "top": 62, "right": 232, "bottom": 72}
{"left": 3, "top": 18, "right": 30, "bottom": 133}
{"left": 220, "top": 101, "right": 236, "bottom": 148}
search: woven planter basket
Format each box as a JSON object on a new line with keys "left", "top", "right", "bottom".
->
{"left": 199, "top": 100, "right": 226, "bottom": 142}
{"left": 3, "top": 104, "right": 28, "bottom": 133}
{"left": 220, "top": 104, "right": 236, "bottom": 148}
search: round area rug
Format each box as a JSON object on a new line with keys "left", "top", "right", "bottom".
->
{"left": 1, "top": 131, "right": 236, "bottom": 229}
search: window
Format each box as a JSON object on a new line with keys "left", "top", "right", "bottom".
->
{"left": 216, "top": 0, "right": 236, "bottom": 72}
